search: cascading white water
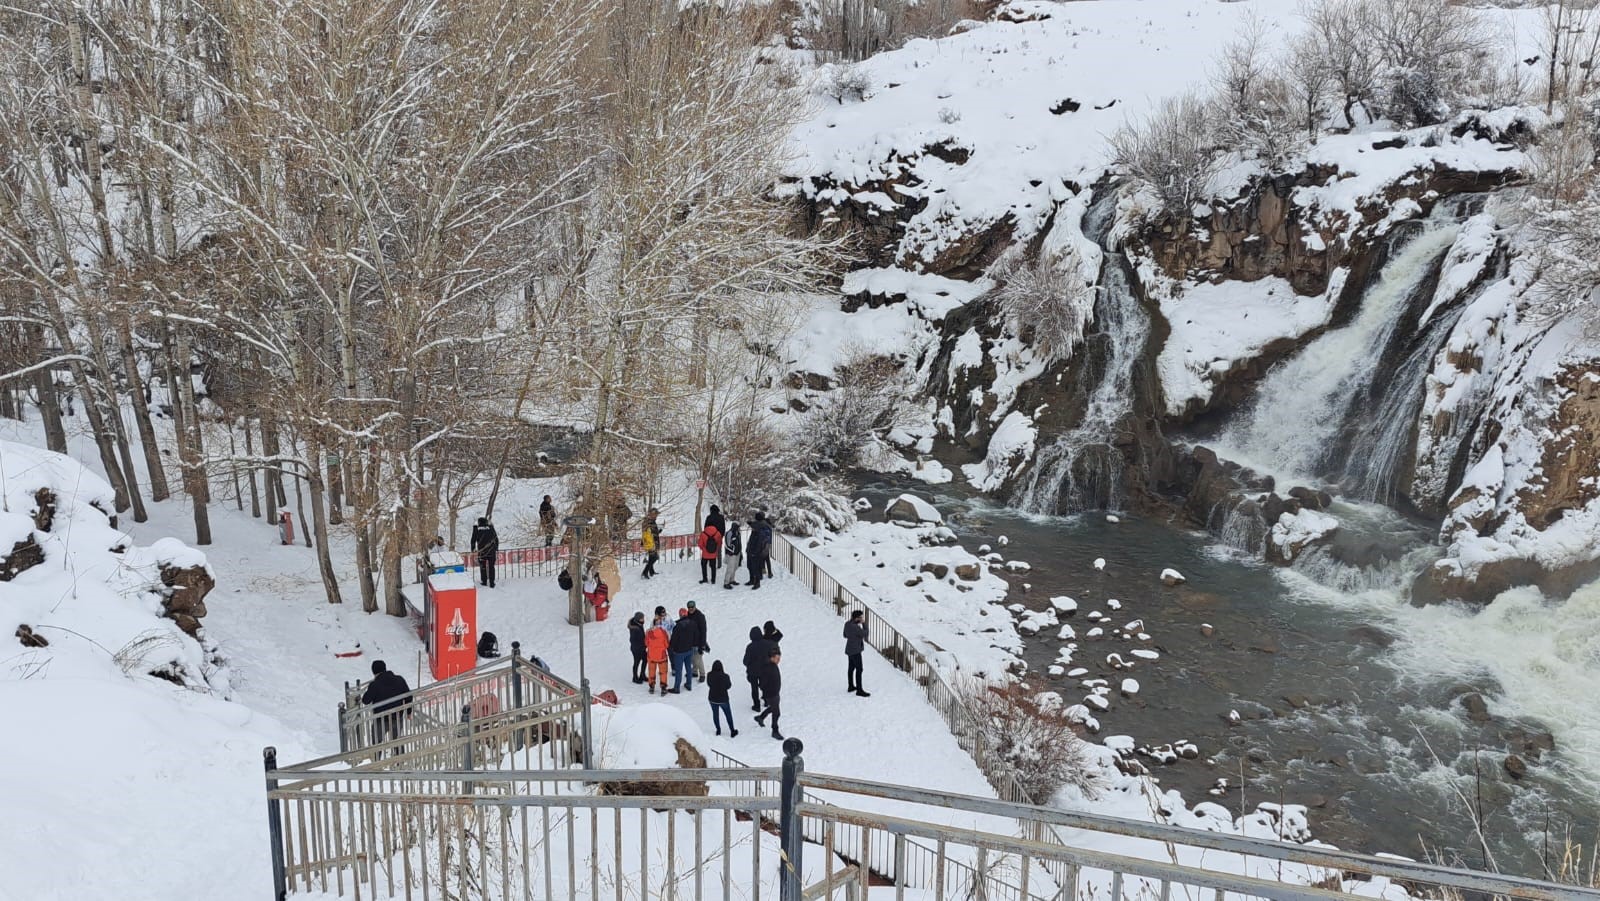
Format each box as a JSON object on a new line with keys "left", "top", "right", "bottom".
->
{"left": 1336, "top": 301, "right": 1470, "bottom": 505}
{"left": 1210, "top": 224, "right": 1460, "bottom": 488}
{"left": 1014, "top": 256, "right": 1151, "bottom": 513}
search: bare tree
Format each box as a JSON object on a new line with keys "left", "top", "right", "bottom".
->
{"left": 1108, "top": 93, "right": 1219, "bottom": 217}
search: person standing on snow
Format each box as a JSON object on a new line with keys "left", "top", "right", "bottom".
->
{"left": 745, "top": 512, "right": 773, "bottom": 589}
{"left": 686, "top": 600, "right": 709, "bottom": 680}
{"left": 470, "top": 515, "right": 500, "bottom": 588}
{"left": 742, "top": 626, "right": 767, "bottom": 711}
{"left": 844, "top": 609, "right": 871, "bottom": 697}
{"left": 706, "top": 660, "right": 738, "bottom": 737}
{"left": 628, "top": 612, "right": 648, "bottom": 684}
{"left": 640, "top": 508, "right": 662, "bottom": 580}
{"left": 538, "top": 495, "right": 557, "bottom": 547}
{"left": 753, "top": 649, "right": 784, "bottom": 740}
{"left": 721, "top": 520, "right": 743, "bottom": 589}
{"left": 705, "top": 503, "right": 727, "bottom": 536}
{"left": 668, "top": 606, "right": 700, "bottom": 693}
{"left": 362, "top": 659, "right": 412, "bottom": 746}
{"left": 762, "top": 620, "right": 784, "bottom": 650}
{"left": 644, "top": 614, "right": 670, "bottom": 694}
{"left": 698, "top": 522, "right": 723, "bottom": 584}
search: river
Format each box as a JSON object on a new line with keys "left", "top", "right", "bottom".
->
{"left": 851, "top": 471, "right": 1600, "bottom": 879}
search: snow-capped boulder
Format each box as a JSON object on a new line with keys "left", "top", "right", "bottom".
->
{"left": 1160, "top": 568, "right": 1186, "bottom": 586}
{"left": 885, "top": 493, "right": 942, "bottom": 524}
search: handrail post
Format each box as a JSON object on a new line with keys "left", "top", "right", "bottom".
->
{"left": 579, "top": 677, "right": 594, "bottom": 767}
{"left": 780, "top": 738, "right": 805, "bottom": 901}
{"left": 511, "top": 642, "right": 525, "bottom": 751}
{"left": 264, "top": 747, "right": 287, "bottom": 901}
{"left": 461, "top": 704, "right": 473, "bottom": 795}
{"left": 336, "top": 702, "right": 347, "bottom": 754}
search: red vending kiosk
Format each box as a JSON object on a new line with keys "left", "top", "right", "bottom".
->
{"left": 422, "top": 555, "right": 478, "bottom": 680}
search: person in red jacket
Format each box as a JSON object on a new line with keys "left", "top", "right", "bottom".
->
{"left": 644, "top": 614, "right": 671, "bottom": 694}
{"left": 697, "top": 524, "right": 723, "bottom": 584}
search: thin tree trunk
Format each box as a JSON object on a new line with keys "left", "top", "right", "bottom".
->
{"left": 326, "top": 450, "right": 343, "bottom": 525}
{"left": 243, "top": 417, "right": 262, "bottom": 518}
{"left": 119, "top": 314, "right": 170, "bottom": 501}
{"left": 306, "top": 434, "right": 342, "bottom": 604}
{"left": 167, "top": 323, "right": 211, "bottom": 544}
{"left": 294, "top": 463, "right": 310, "bottom": 548}
{"left": 29, "top": 327, "right": 67, "bottom": 453}
{"left": 228, "top": 426, "right": 244, "bottom": 511}
{"left": 260, "top": 415, "right": 283, "bottom": 523}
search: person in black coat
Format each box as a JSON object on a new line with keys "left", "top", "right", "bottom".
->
{"left": 362, "top": 659, "right": 412, "bottom": 746}
{"left": 844, "top": 610, "right": 871, "bottom": 696}
{"left": 706, "top": 660, "right": 738, "bottom": 737}
{"left": 741, "top": 626, "right": 767, "bottom": 711}
{"left": 721, "top": 520, "right": 743, "bottom": 589}
{"left": 686, "top": 601, "right": 709, "bottom": 679}
{"left": 753, "top": 649, "right": 783, "bottom": 739}
{"left": 669, "top": 608, "right": 701, "bottom": 693}
{"left": 705, "top": 504, "right": 727, "bottom": 536}
{"left": 745, "top": 513, "right": 773, "bottom": 589}
{"left": 470, "top": 516, "right": 500, "bottom": 587}
{"left": 627, "top": 612, "right": 648, "bottom": 684}
{"left": 762, "top": 620, "right": 783, "bottom": 649}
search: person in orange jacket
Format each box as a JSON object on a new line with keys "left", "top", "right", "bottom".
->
{"left": 644, "top": 613, "right": 671, "bottom": 694}
{"left": 698, "top": 524, "right": 723, "bottom": 584}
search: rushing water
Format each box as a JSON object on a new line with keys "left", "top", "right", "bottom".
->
{"left": 1012, "top": 256, "right": 1150, "bottom": 515}
{"left": 1209, "top": 223, "right": 1460, "bottom": 492}
{"left": 854, "top": 472, "right": 1600, "bottom": 878}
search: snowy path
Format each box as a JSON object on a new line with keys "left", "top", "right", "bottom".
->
{"left": 475, "top": 559, "right": 1013, "bottom": 834}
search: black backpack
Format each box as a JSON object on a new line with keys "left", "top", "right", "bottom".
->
{"left": 477, "top": 631, "right": 500, "bottom": 659}
{"left": 557, "top": 569, "right": 573, "bottom": 591}
{"left": 706, "top": 531, "right": 721, "bottom": 555}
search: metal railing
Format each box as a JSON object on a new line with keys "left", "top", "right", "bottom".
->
{"left": 442, "top": 533, "right": 700, "bottom": 582}
{"left": 340, "top": 649, "right": 581, "bottom": 755}
{"left": 264, "top": 740, "right": 1600, "bottom": 901}
{"left": 768, "top": 534, "right": 1079, "bottom": 861}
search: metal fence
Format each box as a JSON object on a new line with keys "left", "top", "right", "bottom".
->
{"left": 767, "top": 535, "right": 1077, "bottom": 859}
{"left": 340, "top": 650, "right": 581, "bottom": 755}
{"left": 265, "top": 741, "right": 1600, "bottom": 901}
{"left": 447, "top": 533, "right": 700, "bottom": 582}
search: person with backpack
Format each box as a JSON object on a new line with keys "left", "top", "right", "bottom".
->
{"left": 698, "top": 523, "right": 723, "bottom": 584}
{"left": 538, "top": 495, "right": 557, "bottom": 547}
{"left": 721, "top": 520, "right": 743, "bottom": 589}
{"left": 640, "top": 508, "right": 662, "bottom": 580}
{"left": 644, "top": 614, "right": 670, "bottom": 694}
{"left": 745, "top": 513, "right": 772, "bottom": 589}
{"left": 470, "top": 515, "right": 500, "bottom": 588}
{"left": 686, "top": 600, "right": 709, "bottom": 679}
{"left": 361, "top": 659, "right": 412, "bottom": 746}
{"left": 705, "top": 504, "right": 727, "bottom": 536}
{"left": 741, "top": 626, "right": 767, "bottom": 711}
{"left": 706, "top": 660, "right": 738, "bottom": 737}
{"left": 753, "top": 648, "right": 784, "bottom": 740}
{"left": 844, "top": 610, "right": 871, "bottom": 696}
{"left": 627, "top": 612, "right": 648, "bottom": 684}
{"left": 668, "top": 606, "right": 700, "bottom": 693}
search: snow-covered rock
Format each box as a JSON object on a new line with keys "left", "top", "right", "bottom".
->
{"left": 1160, "top": 568, "right": 1186, "bottom": 586}
{"left": 885, "top": 493, "right": 943, "bottom": 524}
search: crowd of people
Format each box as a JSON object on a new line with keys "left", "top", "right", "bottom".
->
{"left": 390, "top": 497, "right": 875, "bottom": 746}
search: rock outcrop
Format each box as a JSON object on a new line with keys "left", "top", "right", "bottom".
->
{"left": 159, "top": 563, "right": 216, "bottom": 638}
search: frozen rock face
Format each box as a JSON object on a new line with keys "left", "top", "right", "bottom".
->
{"left": 1424, "top": 358, "right": 1600, "bottom": 603}
{"left": 159, "top": 562, "right": 216, "bottom": 638}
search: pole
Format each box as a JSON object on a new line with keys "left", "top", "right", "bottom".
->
{"left": 779, "top": 738, "right": 805, "bottom": 901}
{"left": 264, "top": 747, "right": 287, "bottom": 901}
{"left": 461, "top": 704, "right": 473, "bottom": 795}
{"left": 580, "top": 677, "right": 594, "bottom": 767}
{"left": 337, "top": 702, "right": 347, "bottom": 754}
{"left": 511, "top": 641, "right": 525, "bottom": 751}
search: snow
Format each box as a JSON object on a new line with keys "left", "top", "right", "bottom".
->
{"left": 1271, "top": 509, "right": 1341, "bottom": 563}
{"left": 842, "top": 267, "right": 993, "bottom": 321}
{"left": 961, "top": 410, "right": 1036, "bottom": 492}
{"left": 784, "top": 298, "right": 933, "bottom": 378}
{"left": 1160, "top": 567, "right": 1186, "bottom": 584}
{"left": 1155, "top": 274, "right": 1345, "bottom": 417}
{"left": 888, "top": 492, "right": 944, "bottom": 524}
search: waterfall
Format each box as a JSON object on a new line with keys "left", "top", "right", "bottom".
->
{"left": 1208, "top": 499, "right": 1268, "bottom": 555}
{"left": 1209, "top": 224, "right": 1460, "bottom": 489}
{"left": 1013, "top": 254, "right": 1151, "bottom": 514}
{"left": 1334, "top": 302, "right": 1470, "bottom": 506}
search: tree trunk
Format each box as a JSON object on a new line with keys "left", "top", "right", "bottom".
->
{"left": 29, "top": 326, "right": 67, "bottom": 453}
{"left": 167, "top": 323, "right": 211, "bottom": 544}
{"left": 243, "top": 417, "right": 262, "bottom": 518}
{"left": 118, "top": 314, "right": 170, "bottom": 501}
{"left": 306, "top": 434, "right": 342, "bottom": 604}
{"left": 260, "top": 416, "right": 283, "bottom": 523}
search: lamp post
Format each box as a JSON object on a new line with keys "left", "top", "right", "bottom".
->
{"left": 563, "top": 514, "right": 598, "bottom": 764}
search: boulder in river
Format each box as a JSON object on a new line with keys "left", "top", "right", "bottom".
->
{"left": 1504, "top": 754, "right": 1528, "bottom": 780}
{"left": 885, "top": 494, "right": 942, "bottom": 524}
{"left": 1160, "top": 568, "right": 1186, "bottom": 586}
{"left": 1459, "top": 692, "right": 1492, "bottom": 723}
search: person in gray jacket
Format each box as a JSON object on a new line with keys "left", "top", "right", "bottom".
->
{"left": 843, "top": 609, "right": 870, "bottom": 697}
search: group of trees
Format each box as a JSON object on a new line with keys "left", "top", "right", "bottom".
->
{"left": 0, "top": 0, "right": 842, "bottom": 613}
{"left": 1111, "top": 0, "right": 1508, "bottom": 216}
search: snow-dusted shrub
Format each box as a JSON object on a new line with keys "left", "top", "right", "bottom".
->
{"left": 1367, "top": 0, "right": 1489, "bottom": 127}
{"left": 1527, "top": 107, "right": 1600, "bottom": 329}
{"left": 799, "top": 0, "right": 984, "bottom": 63}
{"left": 991, "top": 243, "right": 1096, "bottom": 362}
{"left": 808, "top": 349, "right": 917, "bottom": 469}
{"left": 967, "top": 683, "right": 1096, "bottom": 802}
{"left": 1107, "top": 93, "right": 1219, "bottom": 217}
{"left": 1303, "top": 0, "right": 1380, "bottom": 130}
{"left": 759, "top": 472, "right": 857, "bottom": 537}
{"left": 821, "top": 64, "right": 873, "bottom": 104}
